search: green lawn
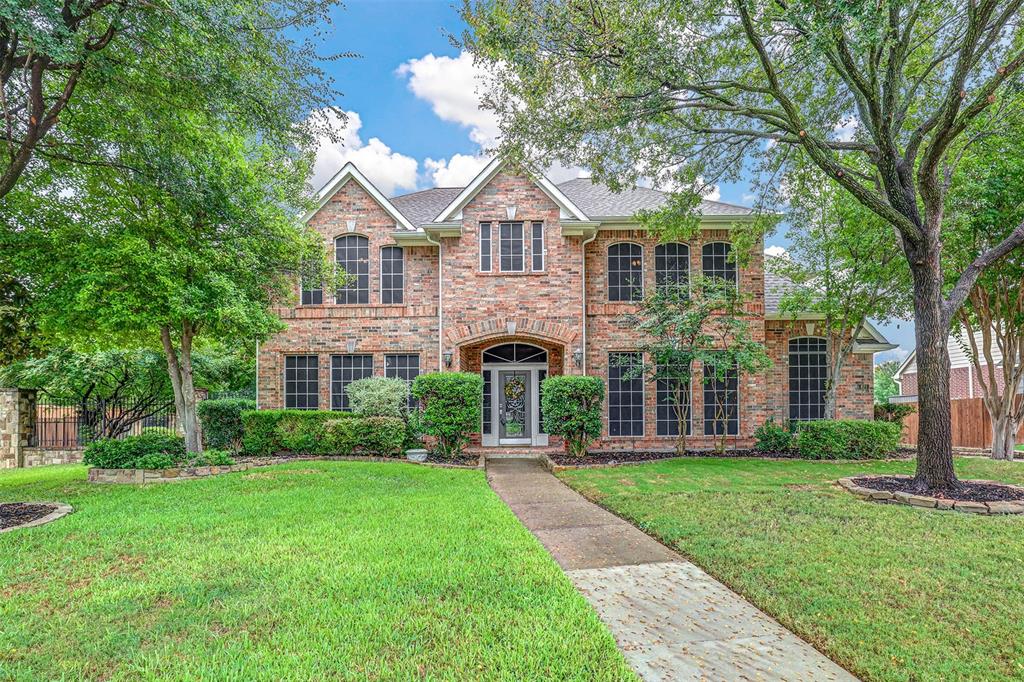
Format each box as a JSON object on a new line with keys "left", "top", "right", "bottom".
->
{"left": 0, "top": 462, "right": 634, "bottom": 681}
{"left": 559, "top": 457, "right": 1024, "bottom": 682}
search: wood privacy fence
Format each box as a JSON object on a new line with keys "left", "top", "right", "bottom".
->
{"left": 900, "top": 397, "right": 1024, "bottom": 449}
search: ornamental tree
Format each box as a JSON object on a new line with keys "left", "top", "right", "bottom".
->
{"left": 465, "top": 0, "right": 1024, "bottom": 490}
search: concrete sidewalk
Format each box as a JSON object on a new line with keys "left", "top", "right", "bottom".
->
{"left": 487, "top": 457, "right": 857, "bottom": 682}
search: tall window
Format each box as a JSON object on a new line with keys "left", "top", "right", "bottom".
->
{"left": 703, "top": 356, "right": 738, "bottom": 436}
{"left": 380, "top": 246, "right": 404, "bottom": 304}
{"left": 482, "top": 370, "right": 492, "bottom": 434}
{"left": 789, "top": 337, "right": 827, "bottom": 421}
{"left": 499, "top": 221, "right": 525, "bottom": 272}
{"left": 656, "top": 366, "right": 691, "bottom": 436}
{"left": 300, "top": 276, "right": 323, "bottom": 305}
{"left": 608, "top": 243, "right": 643, "bottom": 302}
{"left": 335, "top": 235, "right": 369, "bottom": 304}
{"left": 331, "top": 354, "right": 373, "bottom": 411}
{"left": 532, "top": 222, "right": 545, "bottom": 271}
{"left": 284, "top": 355, "right": 319, "bottom": 410}
{"left": 608, "top": 352, "right": 644, "bottom": 436}
{"left": 702, "top": 242, "right": 737, "bottom": 285}
{"left": 385, "top": 353, "right": 420, "bottom": 410}
{"left": 480, "top": 222, "right": 492, "bottom": 272}
{"left": 655, "top": 243, "right": 689, "bottom": 293}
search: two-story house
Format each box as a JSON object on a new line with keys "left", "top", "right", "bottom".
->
{"left": 257, "top": 158, "right": 893, "bottom": 451}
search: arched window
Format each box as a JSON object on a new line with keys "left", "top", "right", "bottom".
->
{"left": 380, "top": 246, "right": 404, "bottom": 305}
{"left": 655, "top": 243, "right": 689, "bottom": 293}
{"left": 608, "top": 243, "right": 643, "bottom": 302}
{"left": 702, "top": 242, "right": 737, "bottom": 285}
{"left": 789, "top": 337, "right": 827, "bottom": 421}
{"left": 482, "top": 343, "right": 548, "bottom": 364}
{"left": 335, "top": 235, "right": 369, "bottom": 304}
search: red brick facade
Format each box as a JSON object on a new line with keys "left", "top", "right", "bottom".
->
{"left": 258, "top": 168, "right": 877, "bottom": 450}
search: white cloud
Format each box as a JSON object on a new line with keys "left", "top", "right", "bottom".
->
{"left": 764, "top": 245, "right": 789, "bottom": 258}
{"left": 397, "top": 52, "right": 499, "bottom": 147}
{"left": 545, "top": 161, "right": 591, "bottom": 184}
{"left": 310, "top": 109, "right": 419, "bottom": 196}
{"left": 423, "top": 153, "right": 490, "bottom": 187}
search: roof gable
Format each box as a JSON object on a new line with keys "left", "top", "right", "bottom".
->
{"left": 432, "top": 157, "right": 590, "bottom": 223}
{"left": 305, "top": 163, "right": 416, "bottom": 231}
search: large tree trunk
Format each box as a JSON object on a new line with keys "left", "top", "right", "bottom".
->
{"left": 160, "top": 322, "right": 203, "bottom": 454}
{"left": 909, "top": 258, "right": 958, "bottom": 491}
{"left": 991, "top": 415, "right": 1013, "bottom": 461}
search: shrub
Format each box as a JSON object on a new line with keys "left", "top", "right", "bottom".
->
{"left": 795, "top": 419, "right": 902, "bottom": 460}
{"left": 411, "top": 372, "right": 483, "bottom": 458}
{"left": 753, "top": 417, "right": 793, "bottom": 452}
{"left": 198, "top": 398, "right": 256, "bottom": 450}
{"left": 240, "top": 410, "right": 405, "bottom": 457}
{"left": 540, "top": 375, "right": 604, "bottom": 458}
{"left": 83, "top": 431, "right": 187, "bottom": 469}
{"left": 346, "top": 378, "right": 408, "bottom": 418}
{"left": 874, "top": 402, "right": 916, "bottom": 423}
{"left": 188, "top": 449, "right": 235, "bottom": 467}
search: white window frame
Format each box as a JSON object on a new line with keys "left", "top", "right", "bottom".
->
{"left": 480, "top": 222, "right": 492, "bottom": 272}
{"left": 531, "top": 221, "right": 545, "bottom": 272}
{"left": 379, "top": 245, "right": 405, "bottom": 305}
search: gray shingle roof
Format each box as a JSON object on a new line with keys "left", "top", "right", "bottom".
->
{"left": 389, "top": 177, "right": 753, "bottom": 227}
{"left": 764, "top": 260, "right": 794, "bottom": 315}
{"left": 556, "top": 177, "right": 754, "bottom": 218}
{"left": 390, "top": 187, "right": 463, "bottom": 228}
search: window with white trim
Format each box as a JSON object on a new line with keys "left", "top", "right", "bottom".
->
{"left": 608, "top": 243, "right": 643, "bottom": 302}
{"left": 531, "top": 222, "right": 545, "bottom": 271}
{"left": 608, "top": 352, "right": 644, "bottom": 436}
{"left": 385, "top": 353, "right": 420, "bottom": 410}
{"left": 789, "top": 337, "right": 827, "bottom": 421}
{"left": 655, "top": 243, "right": 689, "bottom": 293}
{"left": 499, "top": 221, "right": 525, "bottom": 272}
{"left": 380, "top": 246, "right": 404, "bottom": 305}
{"left": 331, "top": 354, "right": 372, "bottom": 411}
{"left": 284, "top": 355, "right": 319, "bottom": 410}
{"left": 480, "top": 222, "right": 492, "bottom": 272}
{"left": 335, "top": 235, "right": 369, "bottom": 304}
{"left": 701, "top": 242, "right": 737, "bottom": 286}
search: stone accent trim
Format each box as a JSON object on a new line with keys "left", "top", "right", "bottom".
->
{"left": 23, "top": 447, "right": 83, "bottom": 467}
{"left": 88, "top": 455, "right": 482, "bottom": 484}
{"left": 837, "top": 475, "right": 1024, "bottom": 514}
{"left": 0, "top": 502, "right": 74, "bottom": 534}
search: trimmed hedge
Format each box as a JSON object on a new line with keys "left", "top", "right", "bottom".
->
{"left": 346, "top": 377, "right": 408, "bottom": 417}
{"left": 753, "top": 417, "right": 793, "bottom": 452}
{"left": 411, "top": 372, "right": 482, "bottom": 458}
{"left": 795, "top": 419, "right": 902, "bottom": 460}
{"left": 83, "top": 432, "right": 235, "bottom": 469}
{"left": 198, "top": 398, "right": 256, "bottom": 450}
{"left": 240, "top": 410, "right": 405, "bottom": 457}
{"left": 540, "top": 375, "right": 604, "bottom": 457}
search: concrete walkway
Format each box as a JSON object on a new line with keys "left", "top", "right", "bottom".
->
{"left": 486, "top": 458, "right": 857, "bottom": 682}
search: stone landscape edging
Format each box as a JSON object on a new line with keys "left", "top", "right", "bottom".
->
{"left": 88, "top": 454, "right": 482, "bottom": 484}
{"left": 837, "top": 475, "right": 1024, "bottom": 514}
{"left": 0, "top": 502, "right": 74, "bottom": 533}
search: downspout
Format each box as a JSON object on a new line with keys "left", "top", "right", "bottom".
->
{"left": 580, "top": 229, "right": 599, "bottom": 374}
{"left": 425, "top": 230, "right": 444, "bottom": 371}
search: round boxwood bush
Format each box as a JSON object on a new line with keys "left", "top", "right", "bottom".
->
{"left": 411, "top": 372, "right": 482, "bottom": 458}
{"left": 345, "top": 377, "right": 408, "bottom": 417}
{"left": 198, "top": 398, "right": 256, "bottom": 451}
{"left": 540, "top": 375, "right": 604, "bottom": 457}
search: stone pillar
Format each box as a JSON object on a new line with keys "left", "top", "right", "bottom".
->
{"left": 0, "top": 388, "right": 38, "bottom": 468}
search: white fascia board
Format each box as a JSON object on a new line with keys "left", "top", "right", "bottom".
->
{"left": 303, "top": 162, "right": 417, "bottom": 231}
{"left": 432, "top": 157, "right": 591, "bottom": 224}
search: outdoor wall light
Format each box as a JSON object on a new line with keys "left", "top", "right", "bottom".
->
{"left": 346, "top": 339, "right": 357, "bottom": 353}
{"left": 573, "top": 348, "right": 584, "bottom": 368}
{"left": 443, "top": 351, "right": 453, "bottom": 368}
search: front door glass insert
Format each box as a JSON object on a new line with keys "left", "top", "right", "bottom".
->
{"left": 499, "top": 371, "right": 530, "bottom": 439}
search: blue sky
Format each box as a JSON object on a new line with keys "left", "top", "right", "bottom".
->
{"left": 308, "top": 0, "right": 914, "bottom": 361}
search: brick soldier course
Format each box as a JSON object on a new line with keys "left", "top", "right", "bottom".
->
{"left": 259, "top": 158, "right": 894, "bottom": 451}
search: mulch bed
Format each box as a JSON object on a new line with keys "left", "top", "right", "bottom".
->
{"left": 852, "top": 476, "right": 1024, "bottom": 503}
{"left": 552, "top": 449, "right": 804, "bottom": 466}
{"left": 426, "top": 454, "right": 479, "bottom": 466}
{"left": 0, "top": 503, "right": 57, "bottom": 530}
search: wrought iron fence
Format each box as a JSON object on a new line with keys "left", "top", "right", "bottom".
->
{"left": 32, "top": 397, "right": 178, "bottom": 448}
{"left": 208, "top": 388, "right": 256, "bottom": 401}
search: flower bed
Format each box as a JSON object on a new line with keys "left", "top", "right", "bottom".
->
{"left": 0, "top": 502, "right": 74, "bottom": 533}
{"left": 837, "top": 475, "right": 1024, "bottom": 514}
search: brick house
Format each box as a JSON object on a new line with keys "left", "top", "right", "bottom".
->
{"left": 257, "top": 158, "right": 893, "bottom": 450}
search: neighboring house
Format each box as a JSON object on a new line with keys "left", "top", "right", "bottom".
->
{"left": 258, "top": 158, "right": 894, "bottom": 450}
{"left": 894, "top": 330, "right": 1018, "bottom": 401}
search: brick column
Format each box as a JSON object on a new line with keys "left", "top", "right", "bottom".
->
{"left": 0, "top": 388, "right": 35, "bottom": 469}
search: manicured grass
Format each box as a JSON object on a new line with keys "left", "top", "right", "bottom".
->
{"left": 0, "top": 462, "right": 633, "bottom": 681}
{"left": 559, "top": 457, "right": 1024, "bottom": 682}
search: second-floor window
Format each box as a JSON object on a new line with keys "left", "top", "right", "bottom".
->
{"left": 301, "top": 276, "right": 323, "bottom": 305}
{"left": 655, "top": 243, "right": 689, "bottom": 293}
{"left": 499, "top": 221, "right": 525, "bottom": 272}
{"left": 531, "top": 222, "right": 545, "bottom": 271}
{"left": 608, "top": 243, "right": 643, "bottom": 302}
{"left": 335, "top": 235, "right": 369, "bottom": 304}
{"left": 480, "top": 222, "right": 492, "bottom": 272}
{"left": 702, "top": 242, "right": 737, "bottom": 286}
{"left": 380, "top": 246, "right": 404, "bottom": 305}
